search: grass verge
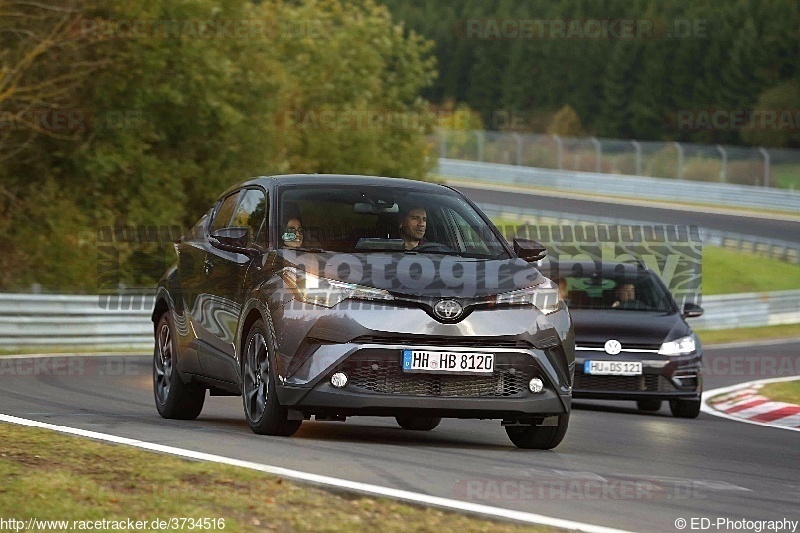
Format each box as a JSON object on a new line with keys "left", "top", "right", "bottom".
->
{"left": 696, "top": 324, "right": 800, "bottom": 345}
{"left": 491, "top": 215, "right": 800, "bottom": 296}
{"left": 702, "top": 247, "right": 800, "bottom": 294}
{"left": 757, "top": 380, "right": 800, "bottom": 405}
{"left": 0, "top": 423, "right": 555, "bottom": 533}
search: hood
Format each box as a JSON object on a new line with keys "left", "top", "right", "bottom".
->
{"left": 569, "top": 309, "right": 690, "bottom": 348}
{"left": 278, "top": 250, "right": 545, "bottom": 300}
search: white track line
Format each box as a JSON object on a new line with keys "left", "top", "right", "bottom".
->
{"left": 0, "top": 413, "right": 632, "bottom": 533}
{"left": 701, "top": 376, "right": 800, "bottom": 432}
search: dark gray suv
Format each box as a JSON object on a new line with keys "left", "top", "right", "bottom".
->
{"left": 152, "top": 175, "right": 574, "bottom": 449}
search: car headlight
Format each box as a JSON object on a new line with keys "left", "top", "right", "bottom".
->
{"left": 279, "top": 267, "right": 394, "bottom": 308}
{"left": 658, "top": 334, "right": 697, "bottom": 356}
{"left": 495, "top": 280, "right": 560, "bottom": 315}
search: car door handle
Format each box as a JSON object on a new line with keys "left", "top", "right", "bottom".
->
{"left": 203, "top": 259, "right": 214, "bottom": 274}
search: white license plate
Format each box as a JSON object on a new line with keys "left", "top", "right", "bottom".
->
{"left": 584, "top": 360, "right": 643, "bottom": 376}
{"left": 402, "top": 349, "right": 494, "bottom": 374}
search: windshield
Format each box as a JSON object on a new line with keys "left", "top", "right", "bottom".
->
{"left": 557, "top": 271, "right": 673, "bottom": 312}
{"left": 278, "top": 185, "right": 510, "bottom": 259}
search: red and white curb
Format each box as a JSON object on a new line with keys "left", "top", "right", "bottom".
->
{"left": 702, "top": 376, "right": 800, "bottom": 431}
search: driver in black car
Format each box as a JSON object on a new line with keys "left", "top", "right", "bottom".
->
{"left": 611, "top": 282, "right": 640, "bottom": 309}
{"left": 399, "top": 206, "right": 427, "bottom": 250}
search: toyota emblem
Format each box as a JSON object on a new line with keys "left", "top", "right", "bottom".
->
{"left": 434, "top": 299, "right": 463, "bottom": 320}
{"left": 604, "top": 339, "right": 622, "bottom": 355}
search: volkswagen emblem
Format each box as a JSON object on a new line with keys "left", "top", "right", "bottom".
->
{"left": 604, "top": 339, "right": 622, "bottom": 355}
{"left": 434, "top": 299, "right": 463, "bottom": 320}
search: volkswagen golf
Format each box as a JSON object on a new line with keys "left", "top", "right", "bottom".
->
{"left": 545, "top": 260, "right": 703, "bottom": 418}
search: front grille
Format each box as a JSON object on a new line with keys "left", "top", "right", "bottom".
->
{"left": 351, "top": 336, "right": 534, "bottom": 349}
{"left": 580, "top": 342, "right": 661, "bottom": 351}
{"left": 574, "top": 373, "right": 673, "bottom": 392}
{"left": 335, "top": 352, "right": 537, "bottom": 397}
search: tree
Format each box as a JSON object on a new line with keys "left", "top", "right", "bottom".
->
{"left": 547, "top": 105, "right": 584, "bottom": 137}
{"left": 741, "top": 81, "right": 800, "bottom": 148}
{"left": 0, "top": 0, "right": 438, "bottom": 292}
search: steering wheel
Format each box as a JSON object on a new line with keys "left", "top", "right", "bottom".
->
{"left": 615, "top": 300, "right": 650, "bottom": 311}
{"left": 414, "top": 242, "right": 455, "bottom": 253}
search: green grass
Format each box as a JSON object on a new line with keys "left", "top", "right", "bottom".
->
{"left": 0, "top": 423, "right": 556, "bottom": 533}
{"left": 772, "top": 163, "right": 800, "bottom": 191}
{"left": 758, "top": 380, "right": 800, "bottom": 405}
{"left": 696, "top": 324, "right": 800, "bottom": 345}
{"left": 702, "top": 246, "right": 800, "bottom": 294}
{"left": 490, "top": 216, "right": 800, "bottom": 295}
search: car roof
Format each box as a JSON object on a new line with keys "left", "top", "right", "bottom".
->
{"left": 226, "top": 174, "right": 452, "bottom": 195}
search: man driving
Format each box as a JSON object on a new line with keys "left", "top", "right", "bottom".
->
{"left": 612, "top": 282, "right": 638, "bottom": 308}
{"left": 399, "top": 207, "right": 427, "bottom": 250}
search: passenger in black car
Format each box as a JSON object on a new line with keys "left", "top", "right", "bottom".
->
{"left": 282, "top": 217, "right": 304, "bottom": 248}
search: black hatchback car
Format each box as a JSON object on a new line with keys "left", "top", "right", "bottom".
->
{"left": 544, "top": 261, "right": 703, "bottom": 418}
{"left": 152, "top": 175, "right": 574, "bottom": 449}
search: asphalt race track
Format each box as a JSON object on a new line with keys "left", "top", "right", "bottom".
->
{"left": 454, "top": 185, "right": 800, "bottom": 244}
{"left": 1, "top": 341, "right": 798, "bottom": 532}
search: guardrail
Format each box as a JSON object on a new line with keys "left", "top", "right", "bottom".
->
{"left": 685, "top": 290, "right": 800, "bottom": 332}
{"left": 0, "top": 291, "right": 797, "bottom": 351}
{"left": 477, "top": 202, "right": 800, "bottom": 264}
{"left": 438, "top": 158, "right": 800, "bottom": 214}
{"left": 0, "top": 294, "right": 155, "bottom": 351}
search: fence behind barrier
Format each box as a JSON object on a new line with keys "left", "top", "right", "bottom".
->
{"left": 438, "top": 158, "right": 800, "bottom": 213}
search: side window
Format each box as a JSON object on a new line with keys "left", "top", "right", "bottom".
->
{"left": 209, "top": 192, "right": 241, "bottom": 234}
{"left": 232, "top": 188, "right": 268, "bottom": 248}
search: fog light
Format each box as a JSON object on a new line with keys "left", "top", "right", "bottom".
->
{"left": 528, "top": 378, "right": 544, "bottom": 394}
{"left": 330, "top": 372, "right": 348, "bottom": 388}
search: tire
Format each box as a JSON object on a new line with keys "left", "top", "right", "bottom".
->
{"left": 636, "top": 399, "right": 663, "bottom": 412}
{"left": 669, "top": 398, "right": 701, "bottom": 419}
{"left": 395, "top": 416, "right": 442, "bottom": 431}
{"left": 242, "top": 319, "right": 301, "bottom": 436}
{"left": 153, "top": 313, "right": 205, "bottom": 420}
{"left": 505, "top": 413, "right": 569, "bottom": 450}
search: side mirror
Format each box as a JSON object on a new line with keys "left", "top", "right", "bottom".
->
{"left": 513, "top": 238, "right": 547, "bottom": 262}
{"left": 682, "top": 302, "right": 704, "bottom": 318}
{"left": 209, "top": 227, "right": 258, "bottom": 257}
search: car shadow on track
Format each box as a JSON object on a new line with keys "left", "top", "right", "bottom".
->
{"left": 572, "top": 401, "right": 676, "bottom": 417}
{"left": 292, "top": 421, "right": 513, "bottom": 450}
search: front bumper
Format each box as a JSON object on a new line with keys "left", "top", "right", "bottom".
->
{"left": 277, "top": 347, "right": 571, "bottom": 418}
{"left": 269, "top": 302, "right": 574, "bottom": 419}
{"left": 572, "top": 349, "right": 702, "bottom": 400}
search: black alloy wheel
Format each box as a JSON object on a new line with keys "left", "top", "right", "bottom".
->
{"left": 669, "top": 398, "right": 701, "bottom": 418}
{"left": 242, "top": 319, "right": 302, "bottom": 436}
{"left": 153, "top": 313, "right": 205, "bottom": 420}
